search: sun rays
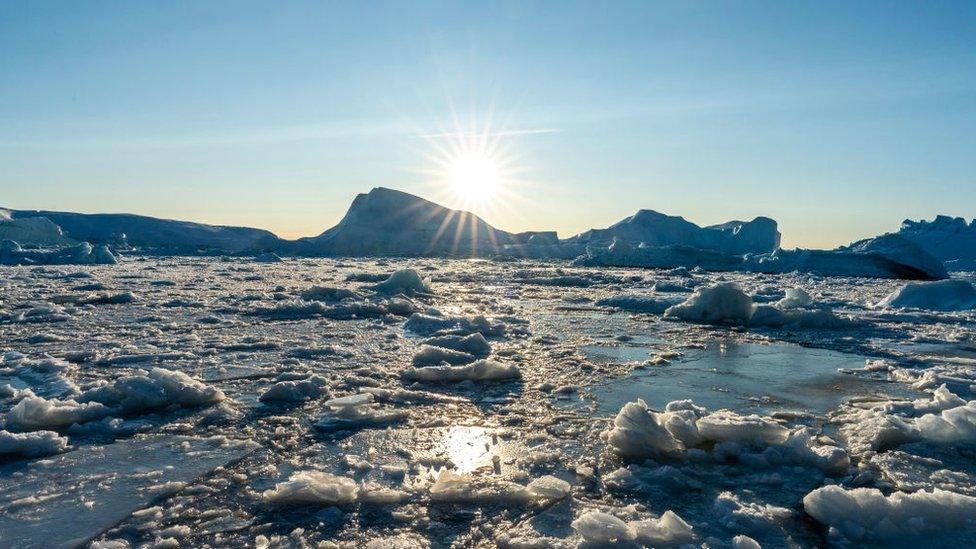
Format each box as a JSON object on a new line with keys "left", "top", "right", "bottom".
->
{"left": 401, "top": 104, "right": 555, "bottom": 257}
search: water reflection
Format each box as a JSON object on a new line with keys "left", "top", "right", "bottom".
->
{"left": 440, "top": 426, "right": 501, "bottom": 474}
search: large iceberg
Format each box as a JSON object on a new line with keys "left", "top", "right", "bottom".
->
{"left": 898, "top": 215, "right": 976, "bottom": 271}
{"left": 567, "top": 209, "right": 780, "bottom": 255}
{"left": 1, "top": 207, "right": 282, "bottom": 253}
{"left": 745, "top": 234, "right": 947, "bottom": 280}
{"left": 577, "top": 233, "right": 947, "bottom": 280}
{"left": 294, "top": 187, "right": 537, "bottom": 256}
{"left": 0, "top": 190, "right": 964, "bottom": 281}
{"left": 0, "top": 240, "right": 118, "bottom": 266}
{"left": 0, "top": 212, "right": 73, "bottom": 247}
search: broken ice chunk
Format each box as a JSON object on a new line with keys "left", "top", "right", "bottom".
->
{"left": 401, "top": 359, "right": 520, "bottom": 383}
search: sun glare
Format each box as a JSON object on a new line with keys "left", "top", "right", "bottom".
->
{"left": 446, "top": 150, "right": 500, "bottom": 202}
{"left": 417, "top": 114, "right": 531, "bottom": 220}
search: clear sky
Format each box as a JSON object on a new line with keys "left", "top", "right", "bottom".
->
{"left": 2, "top": 1, "right": 974, "bottom": 248}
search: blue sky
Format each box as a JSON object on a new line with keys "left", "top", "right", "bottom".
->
{"left": 2, "top": 1, "right": 974, "bottom": 247}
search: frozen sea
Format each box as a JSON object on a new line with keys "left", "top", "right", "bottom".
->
{"left": 0, "top": 257, "right": 974, "bottom": 548}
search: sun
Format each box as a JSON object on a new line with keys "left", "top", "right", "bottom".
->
{"left": 446, "top": 150, "right": 500, "bottom": 203}
{"left": 417, "top": 116, "right": 525, "bottom": 214}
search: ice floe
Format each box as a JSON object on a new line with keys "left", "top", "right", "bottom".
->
{"left": 604, "top": 398, "right": 849, "bottom": 472}
{"left": 0, "top": 429, "right": 68, "bottom": 457}
{"left": 878, "top": 279, "right": 976, "bottom": 311}
{"left": 571, "top": 508, "right": 695, "bottom": 546}
{"left": 663, "top": 282, "right": 853, "bottom": 328}
{"left": 313, "top": 393, "right": 408, "bottom": 433}
{"left": 368, "top": 268, "right": 431, "bottom": 295}
{"left": 5, "top": 367, "right": 224, "bottom": 431}
{"left": 259, "top": 375, "right": 330, "bottom": 403}
{"left": 803, "top": 485, "right": 976, "bottom": 542}
{"left": 402, "top": 359, "right": 521, "bottom": 382}
{"left": 262, "top": 471, "right": 360, "bottom": 506}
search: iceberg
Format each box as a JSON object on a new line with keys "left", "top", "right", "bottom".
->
{"left": 567, "top": 209, "right": 780, "bottom": 255}
{"left": 0, "top": 240, "right": 117, "bottom": 266}
{"left": 296, "top": 187, "right": 537, "bottom": 257}
{"left": 898, "top": 215, "right": 976, "bottom": 271}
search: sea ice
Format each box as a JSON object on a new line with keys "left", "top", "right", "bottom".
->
{"left": 368, "top": 268, "right": 431, "bottom": 295}
{"left": 0, "top": 429, "right": 68, "bottom": 457}
{"left": 803, "top": 485, "right": 976, "bottom": 541}
{"left": 422, "top": 333, "right": 492, "bottom": 357}
{"left": 313, "top": 393, "right": 408, "bottom": 433}
{"left": 262, "top": 471, "right": 359, "bottom": 506}
{"left": 411, "top": 344, "right": 477, "bottom": 367}
{"left": 401, "top": 359, "right": 521, "bottom": 382}
{"left": 596, "top": 295, "right": 679, "bottom": 314}
{"left": 878, "top": 279, "right": 976, "bottom": 311}
{"left": 259, "top": 375, "right": 330, "bottom": 403}
{"left": 664, "top": 282, "right": 852, "bottom": 328}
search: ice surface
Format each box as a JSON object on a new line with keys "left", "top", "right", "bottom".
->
{"left": 596, "top": 294, "right": 679, "bottom": 314}
{"left": 776, "top": 287, "right": 813, "bottom": 309}
{"left": 603, "top": 395, "right": 850, "bottom": 474}
{"left": 428, "top": 469, "right": 568, "bottom": 503}
{"left": 313, "top": 393, "right": 408, "bottom": 433}
{"left": 422, "top": 333, "right": 492, "bottom": 358}
{"left": 253, "top": 252, "right": 283, "bottom": 263}
{"left": 664, "top": 282, "right": 755, "bottom": 325}
{"left": 259, "top": 375, "right": 330, "bottom": 403}
{"left": 411, "top": 344, "right": 476, "bottom": 366}
{"left": 571, "top": 509, "right": 695, "bottom": 546}
{"left": 0, "top": 434, "right": 256, "bottom": 548}
{"left": 571, "top": 511, "right": 635, "bottom": 543}
{"left": 1, "top": 255, "right": 974, "bottom": 546}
